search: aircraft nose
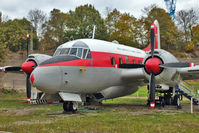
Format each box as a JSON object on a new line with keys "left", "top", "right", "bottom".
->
{"left": 31, "top": 66, "right": 62, "bottom": 94}
{"left": 30, "top": 73, "right": 35, "bottom": 84}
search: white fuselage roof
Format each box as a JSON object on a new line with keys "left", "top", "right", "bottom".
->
{"left": 57, "top": 39, "right": 146, "bottom": 58}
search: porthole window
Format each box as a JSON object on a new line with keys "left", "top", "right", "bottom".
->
{"left": 111, "top": 57, "right": 115, "bottom": 65}
{"left": 119, "top": 58, "right": 123, "bottom": 64}
{"left": 125, "top": 56, "right": 129, "bottom": 63}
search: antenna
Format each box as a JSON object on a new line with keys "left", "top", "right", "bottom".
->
{"left": 92, "top": 25, "right": 96, "bottom": 39}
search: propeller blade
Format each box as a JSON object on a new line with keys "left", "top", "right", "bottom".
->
{"left": 160, "top": 62, "right": 190, "bottom": 68}
{"left": 119, "top": 63, "right": 145, "bottom": 69}
{"left": 149, "top": 73, "right": 155, "bottom": 109}
{"left": 150, "top": 28, "right": 155, "bottom": 57}
{"left": 26, "top": 74, "right": 31, "bottom": 103}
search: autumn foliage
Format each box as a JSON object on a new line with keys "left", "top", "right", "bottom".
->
{"left": 0, "top": 4, "right": 198, "bottom": 61}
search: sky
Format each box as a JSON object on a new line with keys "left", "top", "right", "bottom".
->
{"left": 0, "top": 0, "right": 198, "bottom": 20}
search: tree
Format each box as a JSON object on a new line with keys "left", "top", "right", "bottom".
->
{"left": 106, "top": 9, "right": 140, "bottom": 47}
{"left": 64, "top": 4, "right": 108, "bottom": 41}
{"left": 192, "top": 25, "right": 199, "bottom": 45}
{"left": 27, "top": 9, "right": 46, "bottom": 35}
{"left": 176, "top": 9, "right": 198, "bottom": 43}
{"left": 0, "top": 11, "right": 2, "bottom": 23}
{"left": 27, "top": 9, "right": 46, "bottom": 51}
{"left": 41, "top": 9, "right": 67, "bottom": 50}
{"left": 143, "top": 7, "right": 179, "bottom": 50}
{"left": 0, "top": 18, "right": 34, "bottom": 53}
{"left": 0, "top": 28, "right": 7, "bottom": 61}
{"left": 105, "top": 9, "right": 121, "bottom": 34}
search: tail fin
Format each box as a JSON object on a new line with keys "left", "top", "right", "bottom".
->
{"left": 143, "top": 20, "right": 161, "bottom": 51}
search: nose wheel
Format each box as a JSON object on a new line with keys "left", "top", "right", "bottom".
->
{"left": 63, "top": 101, "right": 78, "bottom": 112}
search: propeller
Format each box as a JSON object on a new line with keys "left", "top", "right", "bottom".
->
{"left": 1, "top": 33, "right": 36, "bottom": 103}
{"left": 119, "top": 23, "right": 195, "bottom": 109}
{"left": 24, "top": 33, "right": 34, "bottom": 103}
{"left": 21, "top": 60, "right": 36, "bottom": 103}
{"left": 148, "top": 27, "right": 156, "bottom": 109}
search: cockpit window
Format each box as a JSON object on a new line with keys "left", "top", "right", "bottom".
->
{"left": 60, "top": 48, "right": 70, "bottom": 55}
{"left": 86, "top": 50, "right": 92, "bottom": 59}
{"left": 77, "top": 48, "right": 83, "bottom": 58}
{"left": 53, "top": 48, "right": 62, "bottom": 56}
{"left": 53, "top": 41, "right": 92, "bottom": 59}
{"left": 69, "top": 48, "right": 77, "bottom": 56}
{"left": 83, "top": 49, "right": 88, "bottom": 59}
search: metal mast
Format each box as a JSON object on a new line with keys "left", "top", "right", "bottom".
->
{"left": 164, "top": 0, "right": 177, "bottom": 20}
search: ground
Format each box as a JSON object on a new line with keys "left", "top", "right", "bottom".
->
{"left": 0, "top": 90, "right": 199, "bottom": 133}
{"left": 1, "top": 51, "right": 199, "bottom": 132}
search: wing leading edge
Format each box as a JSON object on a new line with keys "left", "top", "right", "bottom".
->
{"left": 177, "top": 65, "right": 199, "bottom": 80}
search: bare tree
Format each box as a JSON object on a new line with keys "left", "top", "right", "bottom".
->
{"left": 27, "top": 9, "right": 46, "bottom": 51}
{"left": 176, "top": 9, "right": 198, "bottom": 42}
{"left": 27, "top": 9, "right": 46, "bottom": 36}
{"left": 104, "top": 7, "right": 112, "bottom": 17}
{"left": 0, "top": 11, "right": 2, "bottom": 23}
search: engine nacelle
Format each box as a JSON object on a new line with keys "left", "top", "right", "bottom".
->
{"left": 143, "top": 49, "right": 180, "bottom": 87}
{"left": 26, "top": 54, "right": 52, "bottom": 66}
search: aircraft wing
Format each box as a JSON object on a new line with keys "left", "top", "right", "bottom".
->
{"left": 0, "top": 66, "right": 23, "bottom": 73}
{"left": 178, "top": 65, "right": 199, "bottom": 80}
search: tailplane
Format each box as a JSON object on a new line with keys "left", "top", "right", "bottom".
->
{"left": 143, "top": 20, "right": 161, "bottom": 51}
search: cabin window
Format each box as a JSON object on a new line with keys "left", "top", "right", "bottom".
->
{"left": 125, "top": 56, "right": 129, "bottom": 63}
{"left": 111, "top": 57, "right": 115, "bottom": 65}
{"left": 133, "top": 60, "right": 136, "bottom": 64}
{"left": 119, "top": 58, "right": 123, "bottom": 64}
{"left": 69, "top": 48, "right": 77, "bottom": 56}
{"left": 139, "top": 60, "right": 142, "bottom": 64}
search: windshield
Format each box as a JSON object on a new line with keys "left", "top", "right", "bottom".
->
{"left": 53, "top": 41, "right": 92, "bottom": 59}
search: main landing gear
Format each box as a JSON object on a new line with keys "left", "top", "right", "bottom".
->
{"left": 148, "top": 86, "right": 182, "bottom": 109}
{"left": 63, "top": 101, "right": 78, "bottom": 112}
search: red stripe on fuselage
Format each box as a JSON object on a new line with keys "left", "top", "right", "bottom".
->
{"left": 38, "top": 51, "right": 144, "bottom": 68}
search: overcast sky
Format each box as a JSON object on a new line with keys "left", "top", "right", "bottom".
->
{"left": 0, "top": 0, "right": 198, "bottom": 19}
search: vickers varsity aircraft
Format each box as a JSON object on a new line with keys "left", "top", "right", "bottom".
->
{"left": 1, "top": 20, "right": 199, "bottom": 112}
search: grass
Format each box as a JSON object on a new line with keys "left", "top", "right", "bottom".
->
{"left": 130, "top": 85, "right": 148, "bottom": 97}
{"left": 0, "top": 90, "right": 199, "bottom": 133}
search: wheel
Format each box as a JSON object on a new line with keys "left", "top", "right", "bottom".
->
{"left": 69, "top": 101, "right": 78, "bottom": 112}
{"left": 165, "top": 94, "right": 171, "bottom": 105}
{"left": 173, "top": 95, "right": 178, "bottom": 105}
{"left": 161, "top": 98, "right": 165, "bottom": 107}
{"left": 63, "top": 102, "right": 70, "bottom": 112}
{"left": 177, "top": 96, "right": 181, "bottom": 109}
{"left": 63, "top": 101, "right": 78, "bottom": 112}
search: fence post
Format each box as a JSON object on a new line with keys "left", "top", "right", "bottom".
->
{"left": 191, "top": 97, "right": 193, "bottom": 113}
{"left": 12, "top": 80, "right": 15, "bottom": 94}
